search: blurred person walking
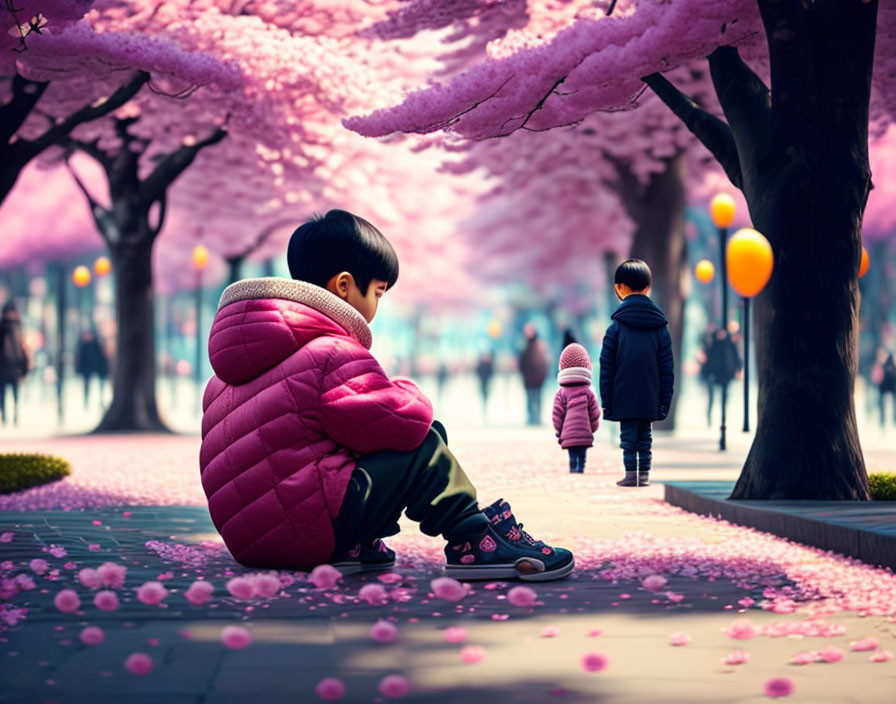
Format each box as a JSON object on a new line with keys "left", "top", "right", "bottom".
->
{"left": 876, "top": 351, "right": 896, "bottom": 428}
{"left": 475, "top": 351, "right": 495, "bottom": 421}
{"left": 0, "top": 301, "right": 30, "bottom": 426}
{"left": 75, "top": 329, "right": 109, "bottom": 410}
{"left": 518, "top": 324, "right": 549, "bottom": 426}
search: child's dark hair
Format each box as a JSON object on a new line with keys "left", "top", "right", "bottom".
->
{"left": 287, "top": 209, "right": 399, "bottom": 294}
{"left": 615, "top": 259, "right": 652, "bottom": 291}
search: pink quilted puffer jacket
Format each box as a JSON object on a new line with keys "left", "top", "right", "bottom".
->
{"left": 200, "top": 278, "right": 433, "bottom": 570}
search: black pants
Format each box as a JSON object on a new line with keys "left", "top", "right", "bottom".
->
{"left": 619, "top": 419, "right": 652, "bottom": 472}
{"left": 880, "top": 390, "right": 896, "bottom": 427}
{"left": 0, "top": 379, "right": 20, "bottom": 425}
{"left": 525, "top": 387, "right": 542, "bottom": 425}
{"left": 567, "top": 446, "right": 587, "bottom": 473}
{"left": 330, "top": 421, "right": 488, "bottom": 558}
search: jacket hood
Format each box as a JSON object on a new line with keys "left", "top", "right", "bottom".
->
{"left": 207, "top": 278, "right": 372, "bottom": 385}
{"left": 611, "top": 294, "right": 668, "bottom": 329}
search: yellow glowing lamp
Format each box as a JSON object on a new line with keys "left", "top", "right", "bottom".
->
{"left": 710, "top": 193, "right": 736, "bottom": 228}
{"left": 727, "top": 228, "right": 773, "bottom": 298}
{"left": 72, "top": 265, "right": 91, "bottom": 288}
{"left": 487, "top": 319, "right": 502, "bottom": 338}
{"left": 859, "top": 247, "right": 869, "bottom": 278}
{"left": 192, "top": 244, "right": 210, "bottom": 270}
{"left": 94, "top": 256, "right": 111, "bottom": 277}
{"left": 695, "top": 259, "right": 715, "bottom": 283}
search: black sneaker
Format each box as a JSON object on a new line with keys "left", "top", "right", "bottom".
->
{"left": 331, "top": 539, "right": 396, "bottom": 575}
{"left": 443, "top": 499, "right": 574, "bottom": 581}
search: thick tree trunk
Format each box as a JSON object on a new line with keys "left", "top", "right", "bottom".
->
{"left": 94, "top": 237, "right": 169, "bottom": 433}
{"left": 615, "top": 153, "right": 688, "bottom": 430}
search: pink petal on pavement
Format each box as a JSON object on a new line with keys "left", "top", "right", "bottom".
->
{"left": 581, "top": 652, "right": 609, "bottom": 672}
{"left": 507, "top": 586, "right": 538, "bottom": 607}
{"left": 377, "top": 674, "right": 411, "bottom": 698}
{"left": 460, "top": 645, "right": 486, "bottom": 663}
{"left": 79, "top": 626, "right": 105, "bottom": 646}
{"left": 430, "top": 577, "right": 466, "bottom": 601}
{"left": 221, "top": 625, "right": 252, "bottom": 650}
{"left": 723, "top": 649, "right": 750, "bottom": 665}
{"left": 124, "top": 653, "right": 153, "bottom": 676}
{"left": 870, "top": 650, "right": 892, "bottom": 663}
{"left": 371, "top": 619, "right": 398, "bottom": 643}
{"left": 443, "top": 626, "right": 467, "bottom": 644}
{"left": 668, "top": 631, "right": 691, "bottom": 646}
{"left": 763, "top": 677, "right": 794, "bottom": 698}
{"left": 315, "top": 677, "right": 347, "bottom": 700}
{"left": 54, "top": 589, "right": 80, "bottom": 613}
{"left": 309, "top": 565, "right": 342, "bottom": 590}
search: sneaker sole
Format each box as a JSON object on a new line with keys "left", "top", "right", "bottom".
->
{"left": 444, "top": 557, "right": 575, "bottom": 582}
{"left": 331, "top": 560, "right": 396, "bottom": 576}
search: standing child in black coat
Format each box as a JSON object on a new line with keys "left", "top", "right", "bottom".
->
{"left": 599, "top": 259, "right": 674, "bottom": 487}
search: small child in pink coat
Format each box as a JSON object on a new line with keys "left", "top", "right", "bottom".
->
{"left": 552, "top": 344, "right": 601, "bottom": 473}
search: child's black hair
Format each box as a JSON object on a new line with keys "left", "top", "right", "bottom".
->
{"left": 615, "top": 259, "right": 652, "bottom": 292}
{"left": 287, "top": 209, "right": 399, "bottom": 294}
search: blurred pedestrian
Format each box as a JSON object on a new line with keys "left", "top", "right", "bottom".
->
{"left": 704, "top": 328, "right": 742, "bottom": 428}
{"left": 0, "top": 301, "right": 30, "bottom": 425}
{"left": 75, "top": 329, "right": 109, "bottom": 410}
{"left": 475, "top": 351, "right": 495, "bottom": 420}
{"left": 518, "top": 323, "right": 549, "bottom": 425}
{"left": 878, "top": 351, "right": 896, "bottom": 428}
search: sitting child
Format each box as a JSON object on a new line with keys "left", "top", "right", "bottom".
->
{"left": 552, "top": 344, "right": 600, "bottom": 473}
{"left": 199, "top": 209, "right": 574, "bottom": 581}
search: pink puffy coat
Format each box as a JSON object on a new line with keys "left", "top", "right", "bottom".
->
{"left": 200, "top": 278, "right": 433, "bottom": 570}
{"left": 552, "top": 384, "right": 601, "bottom": 449}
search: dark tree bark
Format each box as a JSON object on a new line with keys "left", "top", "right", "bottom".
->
{"left": 645, "top": 0, "right": 877, "bottom": 499}
{"left": 608, "top": 152, "right": 688, "bottom": 431}
{"left": 64, "top": 118, "right": 227, "bottom": 433}
{"left": 0, "top": 72, "right": 149, "bottom": 208}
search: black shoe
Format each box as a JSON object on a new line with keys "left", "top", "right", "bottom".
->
{"left": 444, "top": 499, "right": 574, "bottom": 582}
{"left": 616, "top": 471, "right": 638, "bottom": 487}
{"left": 637, "top": 472, "right": 650, "bottom": 487}
{"left": 331, "top": 539, "right": 396, "bottom": 575}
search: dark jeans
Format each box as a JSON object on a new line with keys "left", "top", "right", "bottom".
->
{"left": 567, "top": 446, "right": 587, "bottom": 473}
{"left": 525, "top": 386, "right": 542, "bottom": 425}
{"left": 880, "top": 390, "right": 896, "bottom": 428}
{"left": 619, "top": 419, "right": 652, "bottom": 473}
{"left": 330, "top": 421, "right": 488, "bottom": 558}
{"left": 0, "top": 379, "right": 20, "bottom": 425}
{"left": 706, "top": 381, "right": 729, "bottom": 426}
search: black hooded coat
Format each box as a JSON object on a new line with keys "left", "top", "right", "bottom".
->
{"left": 599, "top": 294, "right": 674, "bottom": 421}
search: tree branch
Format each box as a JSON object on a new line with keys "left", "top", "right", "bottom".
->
{"left": 149, "top": 192, "right": 167, "bottom": 239}
{"left": 233, "top": 217, "right": 294, "bottom": 259}
{"left": 139, "top": 126, "right": 228, "bottom": 204}
{"left": 0, "top": 74, "right": 49, "bottom": 145}
{"left": 19, "top": 71, "right": 150, "bottom": 162}
{"left": 642, "top": 72, "right": 743, "bottom": 190}
{"left": 60, "top": 136, "right": 114, "bottom": 172}
{"left": 64, "top": 152, "right": 116, "bottom": 243}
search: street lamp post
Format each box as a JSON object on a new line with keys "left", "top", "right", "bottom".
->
{"left": 709, "top": 193, "right": 736, "bottom": 450}
{"left": 727, "top": 228, "right": 774, "bottom": 434}
{"left": 192, "top": 245, "right": 210, "bottom": 413}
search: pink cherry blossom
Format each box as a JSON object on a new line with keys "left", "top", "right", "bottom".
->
{"left": 790, "top": 651, "right": 816, "bottom": 665}
{"left": 377, "top": 573, "right": 404, "bottom": 585}
{"left": 0, "top": 532, "right": 13, "bottom": 543}
{"left": 97, "top": 563, "right": 127, "bottom": 588}
{"left": 29, "top": 559, "right": 49, "bottom": 574}
{"left": 54, "top": 589, "right": 80, "bottom": 613}
{"left": 14, "top": 574, "right": 35, "bottom": 591}
{"left": 226, "top": 577, "right": 256, "bottom": 599}
{"left": 723, "top": 650, "right": 750, "bottom": 665}
{"left": 443, "top": 626, "right": 468, "bottom": 644}
{"left": 125, "top": 652, "right": 153, "bottom": 676}
{"left": 94, "top": 591, "right": 119, "bottom": 611}
{"left": 79, "top": 625, "right": 105, "bottom": 646}
{"left": 870, "top": 650, "right": 893, "bottom": 663}
{"left": 581, "top": 652, "right": 609, "bottom": 672}
{"left": 252, "top": 574, "right": 281, "bottom": 598}
{"left": 136, "top": 581, "right": 168, "bottom": 606}
{"left": 308, "top": 565, "right": 342, "bottom": 590}
{"left": 725, "top": 619, "right": 760, "bottom": 640}
{"left": 78, "top": 568, "right": 102, "bottom": 589}
{"left": 850, "top": 636, "right": 880, "bottom": 652}
{"left": 507, "top": 585, "right": 538, "bottom": 607}
{"left": 818, "top": 646, "right": 845, "bottom": 663}
{"left": 430, "top": 577, "right": 466, "bottom": 601}
{"left": 359, "top": 583, "right": 390, "bottom": 606}
{"left": 221, "top": 626, "right": 252, "bottom": 650}
{"left": 315, "top": 677, "right": 347, "bottom": 701}
{"left": 370, "top": 619, "right": 398, "bottom": 643}
{"left": 642, "top": 575, "right": 668, "bottom": 591}
{"left": 377, "top": 674, "right": 411, "bottom": 698}
{"left": 763, "top": 677, "right": 795, "bottom": 698}
{"left": 668, "top": 631, "right": 691, "bottom": 646}
{"left": 185, "top": 580, "right": 215, "bottom": 606}
{"left": 460, "top": 645, "right": 486, "bottom": 663}
{"left": 540, "top": 625, "right": 561, "bottom": 638}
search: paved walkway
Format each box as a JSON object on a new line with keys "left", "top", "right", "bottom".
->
{"left": 1, "top": 428, "right": 895, "bottom": 703}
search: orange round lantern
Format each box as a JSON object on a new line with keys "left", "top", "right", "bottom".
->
{"left": 726, "top": 228, "right": 773, "bottom": 298}
{"left": 710, "top": 193, "right": 736, "bottom": 228}
{"left": 94, "top": 256, "right": 111, "bottom": 277}
{"left": 859, "top": 247, "right": 869, "bottom": 278}
{"left": 72, "top": 265, "right": 91, "bottom": 288}
{"left": 192, "top": 244, "right": 210, "bottom": 270}
{"left": 487, "top": 319, "right": 502, "bottom": 338}
{"left": 695, "top": 259, "right": 715, "bottom": 283}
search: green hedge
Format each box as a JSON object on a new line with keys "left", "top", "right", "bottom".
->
{"left": 0, "top": 453, "right": 71, "bottom": 494}
{"left": 869, "top": 472, "right": 896, "bottom": 502}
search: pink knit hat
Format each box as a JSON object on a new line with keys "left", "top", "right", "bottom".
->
{"left": 559, "top": 343, "right": 592, "bottom": 370}
{"left": 558, "top": 343, "right": 592, "bottom": 385}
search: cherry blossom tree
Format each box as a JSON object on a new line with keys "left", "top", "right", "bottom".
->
{"left": 349, "top": 0, "right": 896, "bottom": 500}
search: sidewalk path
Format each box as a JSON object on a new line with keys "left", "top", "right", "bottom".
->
{"left": 1, "top": 428, "right": 895, "bottom": 703}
